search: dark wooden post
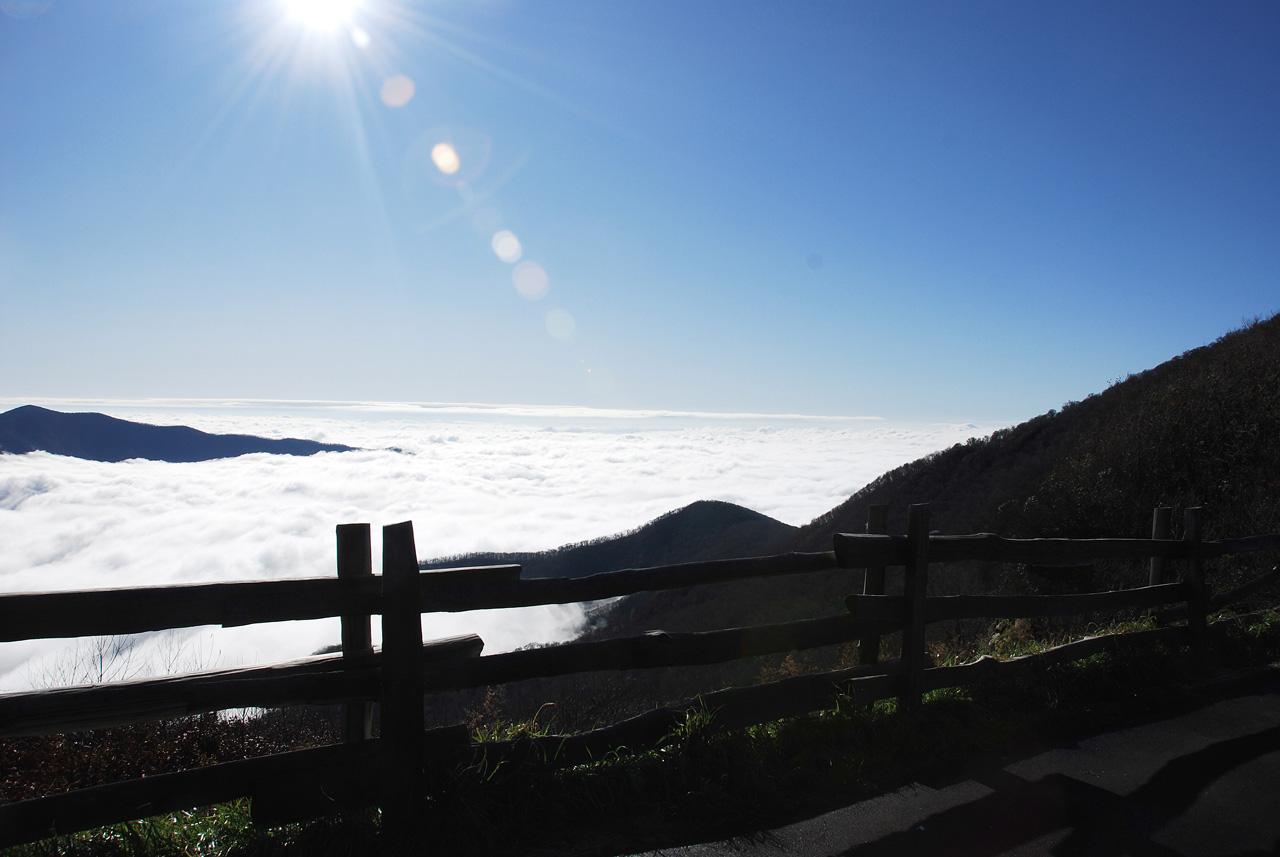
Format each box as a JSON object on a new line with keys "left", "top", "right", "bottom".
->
{"left": 1182, "top": 507, "right": 1208, "bottom": 648}
{"left": 858, "top": 505, "right": 889, "bottom": 666}
{"left": 1148, "top": 507, "right": 1172, "bottom": 587}
{"left": 899, "top": 504, "right": 930, "bottom": 711}
{"left": 337, "top": 524, "right": 374, "bottom": 743}
{"left": 379, "top": 521, "right": 425, "bottom": 844}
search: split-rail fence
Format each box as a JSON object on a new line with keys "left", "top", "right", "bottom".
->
{"left": 1, "top": 504, "right": 1278, "bottom": 847}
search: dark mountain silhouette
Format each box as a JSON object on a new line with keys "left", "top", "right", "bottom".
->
{"left": 779, "top": 311, "right": 1280, "bottom": 552}
{"left": 426, "top": 314, "right": 1280, "bottom": 644}
{"left": 0, "top": 405, "right": 355, "bottom": 463}
{"left": 422, "top": 499, "right": 797, "bottom": 579}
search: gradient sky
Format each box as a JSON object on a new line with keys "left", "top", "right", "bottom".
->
{"left": 2, "top": 0, "right": 1278, "bottom": 422}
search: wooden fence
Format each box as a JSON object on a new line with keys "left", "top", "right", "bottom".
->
{"left": 1, "top": 506, "right": 1278, "bottom": 848}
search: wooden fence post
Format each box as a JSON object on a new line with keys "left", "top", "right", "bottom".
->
{"left": 337, "top": 524, "right": 374, "bottom": 743}
{"left": 1182, "top": 507, "right": 1208, "bottom": 648}
{"left": 899, "top": 504, "right": 930, "bottom": 711}
{"left": 858, "top": 504, "right": 889, "bottom": 666}
{"left": 1148, "top": 507, "right": 1172, "bottom": 587}
{"left": 380, "top": 521, "right": 426, "bottom": 845}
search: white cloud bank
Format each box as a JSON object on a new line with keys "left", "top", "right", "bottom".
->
{"left": 0, "top": 404, "right": 1002, "bottom": 691}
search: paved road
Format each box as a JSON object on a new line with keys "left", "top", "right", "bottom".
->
{"left": 626, "top": 670, "right": 1280, "bottom": 857}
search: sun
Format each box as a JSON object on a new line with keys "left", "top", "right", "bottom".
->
{"left": 280, "top": 0, "right": 362, "bottom": 31}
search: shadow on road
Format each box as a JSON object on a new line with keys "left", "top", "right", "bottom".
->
{"left": 838, "top": 725, "right": 1280, "bottom": 857}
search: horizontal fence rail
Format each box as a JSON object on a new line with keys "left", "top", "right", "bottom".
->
{"left": 0, "top": 553, "right": 841, "bottom": 643}
{"left": 8, "top": 534, "right": 1279, "bottom": 644}
{"left": 847, "top": 582, "right": 1190, "bottom": 623}
{"left": 0, "top": 635, "right": 484, "bottom": 738}
{"left": 833, "top": 531, "right": 1280, "bottom": 568}
{"left": 2, "top": 506, "right": 1278, "bottom": 848}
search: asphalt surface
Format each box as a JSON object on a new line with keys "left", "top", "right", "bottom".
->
{"left": 625, "top": 670, "right": 1280, "bottom": 857}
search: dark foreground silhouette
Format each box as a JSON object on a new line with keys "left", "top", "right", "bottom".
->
{"left": 623, "top": 670, "right": 1280, "bottom": 857}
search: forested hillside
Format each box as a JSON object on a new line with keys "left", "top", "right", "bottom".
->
{"left": 422, "top": 500, "right": 796, "bottom": 579}
{"left": 591, "top": 314, "right": 1280, "bottom": 641}
{"left": 786, "top": 312, "right": 1280, "bottom": 547}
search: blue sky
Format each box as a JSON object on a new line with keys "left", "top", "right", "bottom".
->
{"left": 2, "top": 0, "right": 1277, "bottom": 423}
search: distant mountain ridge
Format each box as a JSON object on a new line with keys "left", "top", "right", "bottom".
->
{"left": 422, "top": 499, "right": 797, "bottom": 579}
{"left": 0, "top": 405, "right": 355, "bottom": 463}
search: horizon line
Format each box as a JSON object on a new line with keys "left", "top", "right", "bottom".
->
{"left": 0, "top": 397, "right": 887, "bottom": 423}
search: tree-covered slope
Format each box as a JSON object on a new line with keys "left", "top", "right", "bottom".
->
{"left": 783, "top": 312, "right": 1280, "bottom": 551}
{"left": 595, "top": 313, "right": 1280, "bottom": 639}
{"left": 422, "top": 499, "right": 797, "bottom": 579}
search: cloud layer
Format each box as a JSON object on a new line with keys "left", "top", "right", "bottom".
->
{"left": 0, "top": 408, "right": 997, "bottom": 690}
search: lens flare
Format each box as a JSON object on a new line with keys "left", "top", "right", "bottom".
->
{"left": 491, "top": 230, "right": 522, "bottom": 263}
{"left": 431, "top": 142, "right": 462, "bottom": 176}
{"left": 403, "top": 127, "right": 492, "bottom": 194}
{"left": 0, "top": 0, "right": 52, "bottom": 19}
{"left": 380, "top": 74, "right": 415, "bottom": 107}
{"left": 513, "top": 261, "right": 549, "bottom": 299}
{"left": 545, "top": 309, "right": 575, "bottom": 342}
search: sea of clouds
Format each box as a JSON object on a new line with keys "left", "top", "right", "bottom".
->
{"left": 0, "top": 401, "right": 1001, "bottom": 691}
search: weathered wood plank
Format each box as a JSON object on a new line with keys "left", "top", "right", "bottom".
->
{"left": 0, "top": 577, "right": 383, "bottom": 642}
{"left": 1210, "top": 565, "right": 1280, "bottom": 610}
{"left": 1214, "top": 534, "right": 1280, "bottom": 554}
{"left": 833, "top": 533, "right": 1231, "bottom": 567}
{"left": 337, "top": 523, "right": 375, "bottom": 743}
{"left": 858, "top": 504, "right": 889, "bottom": 667}
{"left": 846, "top": 582, "right": 1189, "bottom": 623}
{"left": 899, "top": 504, "right": 930, "bottom": 711}
{"left": 0, "top": 740, "right": 380, "bottom": 848}
{"left": 420, "top": 614, "right": 899, "bottom": 693}
{"left": 1184, "top": 508, "right": 1208, "bottom": 645}
{"left": 920, "top": 624, "right": 1192, "bottom": 692}
{"left": 378, "top": 521, "right": 426, "bottom": 843}
{"left": 416, "top": 551, "right": 841, "bottom": 611}
{"left": 1149, "top": 507, "right": 1172, "bottom": 586}
{"left": 0, "top": 635, "right": 482, "bottom": 738}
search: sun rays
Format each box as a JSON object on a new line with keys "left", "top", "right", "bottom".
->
{"left": 280, "top": 0, "right": 363, "bottom": 31}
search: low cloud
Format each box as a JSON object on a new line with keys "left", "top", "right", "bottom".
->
{"left": 0, "top": 409, "right": 1000, "bottom": 690}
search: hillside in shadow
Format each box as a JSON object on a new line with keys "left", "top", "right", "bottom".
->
{"left": 786, "top": 312, "right": 1280, "bottom": 549}
{"left": 594, "top": 314, "right": 1280, "bottom": 644}
{"left": 0, "top": 405, "right": 355, "bottom": 462}
{"left": 422, "top": 499, "right": 797, "bottom": 579}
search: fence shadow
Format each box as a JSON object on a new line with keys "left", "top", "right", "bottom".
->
{"left": 838, "top": 715, "right": 1280, "bottom": 857}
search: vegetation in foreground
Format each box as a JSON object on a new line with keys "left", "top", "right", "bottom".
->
{"left": 6, "top": 611, "right": 1278, "bottom": 857}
